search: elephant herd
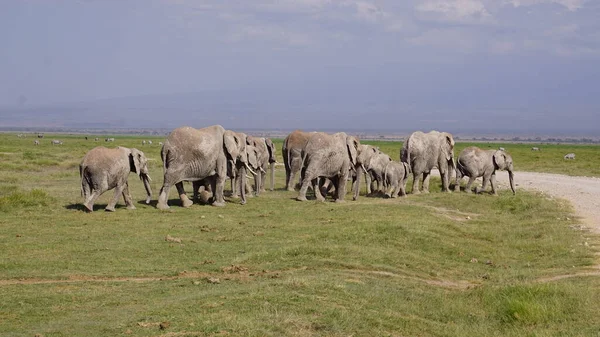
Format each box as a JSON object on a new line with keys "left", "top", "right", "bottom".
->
{"left": 79, "top": 126, "right": 516, "bottom": 212}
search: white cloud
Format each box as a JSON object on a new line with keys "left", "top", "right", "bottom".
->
{"left": 505, "top": 0, "right": 586, "bottom": 11}
{"left": 417, "top": 0, "right": 491, "bottom": 23}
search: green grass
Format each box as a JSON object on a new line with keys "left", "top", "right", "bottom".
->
{"left": 0, "top": 133, "right": 600, "bottom": 336}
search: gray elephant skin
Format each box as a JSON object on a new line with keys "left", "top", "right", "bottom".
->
{"left": 455, "top": 146, "right": 516, "bottom": 195}
{"left": 282, "top": 130, "right": 315, "bottom": 191}
{"left": 297, "top": 132, "right": 360, "bottom": 202}
{"left": 157, "top": 125, "right": 252, "bottom": 209}
{"left": 401, "top": 130, "right": 456, "bottom": 193}
{"left": 353, "top": 144, "right": 392, "bottom": 200}
{"left": 79, "top": 146, "right": 152, "bottom": 212}
{"left": 383, "top": 161, "right": 410, "bottom": 198}
{"left": 246, "top": 136, "right": 276, "bottom": 194}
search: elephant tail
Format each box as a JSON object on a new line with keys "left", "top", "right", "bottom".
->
{"left": 383, "top": 162, "right": 391, "bottom": 186}
{"left": 79, "top": 165, "right": 84, "bottom": 197}
{"left": 161, "top": 145, "right": 169, "bottom": 171}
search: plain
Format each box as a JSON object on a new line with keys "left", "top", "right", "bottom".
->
{"left": 0, "top": 133, "right": 599, "bottom": 337}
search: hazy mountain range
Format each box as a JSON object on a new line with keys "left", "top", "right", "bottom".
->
{"left": 1, "top": 85, "right": 598, "bottom": 137}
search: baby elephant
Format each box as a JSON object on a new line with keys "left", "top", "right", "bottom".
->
{"left": 80, "top": 146, "right": 152, "bottom": 212}
{"left": 383, "top": 161, "right": 410, "bottom": 198}
{"left": 455, "top": 147, "right": 515, "bottom": 195}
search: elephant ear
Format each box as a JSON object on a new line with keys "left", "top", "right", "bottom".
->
{"left": 224, "top": 130, "right": 241, "bottom": 162}
{"left": 346, "top": 136, "right": 359, "bottom": 166}
{"left": 493, "top": 151, "right": 507, "bottom": 170}
{"left": 130, "top": 148, "right": 142, "bottom": 177}
{"left": 265, "top": 138, "right": 276, "bottom": 163}
{"left": 442, "top": 133, "right": 455, "bottom": 161}
{"left": 248, "top": 146, "right": 259, "bottom": 171}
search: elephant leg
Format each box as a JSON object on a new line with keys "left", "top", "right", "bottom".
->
{"left": 176, "top": 182, "right": 193, "bottom": 207}
{"left": 454, "top": 170, "right": 463, "bottom": 192}
{"left": 411, "top": 173, "right": 422, "bottom": 194}
{"left": 439, "top": 168, "right": 449, "bottom": 192}
{"left": 399, "top": 179, "right": 407, "bottom": 197}
{"left": 287, "top": 170, "right": 296, "bottom": 191}
{"left": 121, "top": 182, "right": 136, "bottom": 210}
{"left": 335, "top": 172, "right": 348, "bottom": 203}
{"left": 490, "top": 173, "right": 498, "bottom": 195}
{"left": 313, "top": 178, "right": 326, "bottom": 202}
{"left": 478, "top": 175, "right": 490, "bottom": 194}
{"left": 384, "top": 181, "right": 394, "bottom": 198}
{"left": 157, "top": 171, "right": 177, "bottom": 210}
{"left": 465, "top": 176, "right": 476, "bottom": 193}
{"left": 422, "top": 171, "right": 431, "bottom": 193}
{"left": 106, "top": 185, "right": 125, "bottom": 212}
{"left": 212, "top": 174, "right": 227, "bottom": 207}
{"left": 84, "top": 189, "right": 102, "bottom": 212}
{"left": 366, "top": 174, "right": 373, "bottom": 195}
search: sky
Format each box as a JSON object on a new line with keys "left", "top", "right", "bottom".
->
{"left": 1, "top": 0, "right": 599, "bottom": 133}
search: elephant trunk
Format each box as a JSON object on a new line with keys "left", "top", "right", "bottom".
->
{"left": 255, "top": 166, "right": 261, "bottom": 197}
{"left": 353, "top": 164, "right": 363, "bottom": 200}
{"left": 141, "top": 173, "right": 152, "bottom": 204}
{"left": 508, "top": 170, "right": 516, "bottom": 195}
{"left": 239, "top": 165, "right": 247, "bottom": 205}
{"left": 269, "top": 162, "right": 275, "bottom": 191}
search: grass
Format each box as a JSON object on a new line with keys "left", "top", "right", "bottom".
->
{"left": 0, "top": 132, "right": 600, "bottom": 336}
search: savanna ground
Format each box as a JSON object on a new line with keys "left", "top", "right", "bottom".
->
{"left": 1, "top": 133, "right": 600, "bottom": 336}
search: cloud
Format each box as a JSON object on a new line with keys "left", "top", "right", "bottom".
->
{"left": 504, "top": 0, "right": 587, "bottom": 11}
{"left": 407, "top": 28, "right": 477, "bottom": 51}
{"left": 416, "top": 0, "right": 492, "bottom": 23}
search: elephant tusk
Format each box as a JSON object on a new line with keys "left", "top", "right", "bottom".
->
{"left": 260, "top": 167, "right": 267, "bottom": 174}
{"left": 361, "top": 164, "right": 367, "bottom": 173}
{"left": 244, "top": 162, "right": 257, "bottom": 176}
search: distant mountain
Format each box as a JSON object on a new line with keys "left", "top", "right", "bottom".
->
{"left": 1, "top": 86, "right": 598, "bottom": 136}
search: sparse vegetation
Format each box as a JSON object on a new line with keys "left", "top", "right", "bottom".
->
{"left": 0, "top": 133, "right": 599, "bottom": 336}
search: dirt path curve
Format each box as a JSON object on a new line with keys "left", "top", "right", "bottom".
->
{"left": 495, "top": 171, "right": 600, "bottom": 233}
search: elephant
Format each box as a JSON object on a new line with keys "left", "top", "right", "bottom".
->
{"left": 246, "top": 136, "right": 276, "bottom": 194}
{"left": 352, "top": 144, "right": 392, "bottom": 200}
{"left": 401, "top": 130, "right": 456, "bottom": 193}
{"left": 455, "top": 147, "right": 516, "bottom": 195}
{"left": 282, "top": 130, "right": 315, "bottom": 191}
{"left": 51, "top": 140, "right": 63, "bottom": 145}
{"left": 531, "top": 147, "right": 540, "bottom": 151}
{"left": 228, "top": 133, "right": 261, "bottom": 199}
{"left": 296, "top": 132, "right": 360, "bottom": 202}
{"left": 383, "top": 161, "right": 411, "bottom": 198}
{"left": 79, "top": 146, "right": 152, "bottom": 212}
{"left": 564, "top": 153, "right": 575, "bottom": 160}
{"left": 157, "top": 125, "right": 254, "bottom": 209}
{"left": 34, "top": 140, "right": 39, "bottom": 145}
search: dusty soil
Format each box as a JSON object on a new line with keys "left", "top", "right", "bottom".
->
{"left": 495, "top": 171, "right": 600, "bottom": 233}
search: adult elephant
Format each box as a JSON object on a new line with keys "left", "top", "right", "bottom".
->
{"left": 246, "top": 136, "right": 276, "bottom": 194}
{"left": 157, "top": 125, "right": 253, "bottom": 209}
{"left": 401, "top": 130, "right": 456, "bottom": 193}
{"left": 282, "top": 130, "right": 314, "bottom": 191}
{"left": 353, "top": 145, "right": 392, "bottom": 200}
{"left": 79, "top": 146, "right": 152, "bottom": 212}
{"left": 455, "top": 147, "right": 516, "bottom": 195}
{"left": 297, "top": 132, "right": 360, "bottom": 202}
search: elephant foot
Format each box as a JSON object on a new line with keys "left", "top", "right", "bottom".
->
{"left": 156, "top": 202, "right": 170, "bottom": 210}
{"left": 84, "top": 203, "right": 94, "bottom": 212}
{"left": 334, "top": 199, "right": 345, "bottom": 203}
{"left": 412, "top": 190, "right": 421, "bottom": 195}
{"left": 296, "top": 195, "right": 308, "bottom": 201}
{"left": 231, "top": 194, "right": 239, "bottom": 199}
{"left": 422, "top": 190, "right": 430, "bottom": 194}
{"left": 181, "top": 199, "right": 193, "bottom": 208}
{"left": 287, "top": 187, "right": 295, "bottom": 192}
{"left": 212, "top": 201, "right": 226, "bottom": 207}
{"left": 105, "top": 206, "right": 115, "bottom": 212}
{"left": 126, "top": 205, "right": 136, "bottom": 210}
{"left": 240, "top": 199, "right": 247, "bottom": 205}
{"left": 384, "top": 193, "right": 391, "bottom": 199}
{"left": 145, "top": 197, "right": 151, "bottom": 204}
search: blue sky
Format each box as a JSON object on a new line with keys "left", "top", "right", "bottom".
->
{"left": 1, "top": 0, "right": 599, "bottom": 133}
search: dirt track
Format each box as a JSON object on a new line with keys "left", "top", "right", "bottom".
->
{"left": 495, "top": 171, "right": 600, "bottom": 233}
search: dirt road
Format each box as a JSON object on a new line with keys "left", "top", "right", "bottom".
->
{"left": 495, "top": 171, "right": 600, "bottom": 233}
